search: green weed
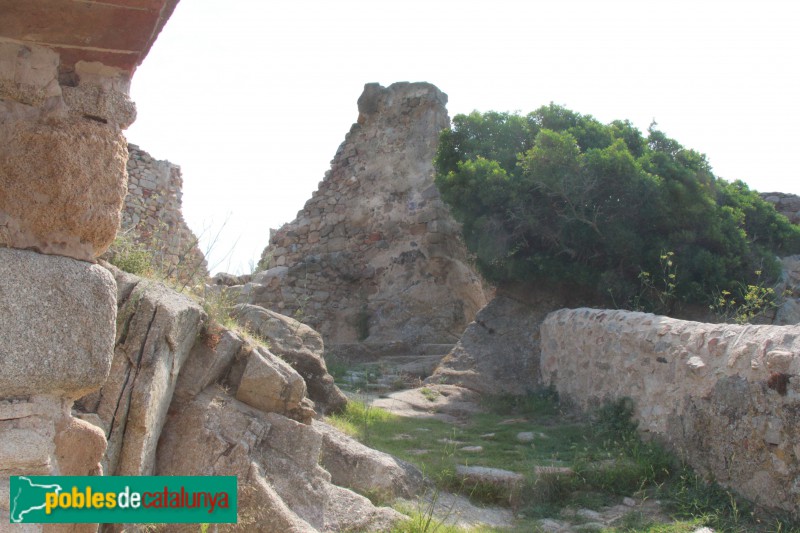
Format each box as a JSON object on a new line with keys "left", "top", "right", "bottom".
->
{"left": 328, "top": 387, "right": 800, "bottom": 532}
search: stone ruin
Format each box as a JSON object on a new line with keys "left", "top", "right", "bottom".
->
{"left": 762, "top": 191, "right": 800, "bottom": 225}
{"left": 1, "top": 4, "right": 146, "bottom": 521}
{"left": 3, "top": 0, "right": 800, "bottom": 524}
{"left": 0, "top": 5, "right": 422, "bottom": 531}
{"left": 118, "top": 144, "right": 207, "bottom": 282}
{"left": 541, "top": 308, "right": 800, "bottom": 514}
{"left": 237, "top": 82, "right": 489, "bottom": 349}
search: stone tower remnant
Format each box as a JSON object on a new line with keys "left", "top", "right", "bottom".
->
{"left": 120, "top": 144, "right": 208, "bottom": 282}
{"left": 246, "top": 82, "right": 489, "bottom": 347}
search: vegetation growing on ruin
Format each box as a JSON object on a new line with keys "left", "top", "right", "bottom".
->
{"left": 434, "top": 105, "right": 800, "bottom": 311}
{"left": 329, "top": 391, "right": 800, "bottom": 532}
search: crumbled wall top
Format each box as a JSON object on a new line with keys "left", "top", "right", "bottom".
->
{"left": 119, "top": 144, "right": 207, "bottom": 282}
{"left": 761, "top": 192, "right": 800, "bottom": 225}
{"left": 246, "top": 82, "right": 489, "bottom": 346}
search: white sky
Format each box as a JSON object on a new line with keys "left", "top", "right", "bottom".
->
{"left": 125, "top": 0, "right": 800, "bottom": 275}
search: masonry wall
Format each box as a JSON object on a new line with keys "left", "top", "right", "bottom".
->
{"left": 541, "top": 308, "right": 800, "bottom": 514}
{"left": 121, "top": 144, "right": 207, "bottom": 282}
{"left": 243, "top": 83, "right": 488, "bottom": 346}
{"left": 762, "top": 192, "right": 800, "bottom": 225}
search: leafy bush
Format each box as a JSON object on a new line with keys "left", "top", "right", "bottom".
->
{"left": 435, "top": 105, "right": 800, "bottom": 309}
{"left": 106, "top": 230, "right": 154, "bottom": 277}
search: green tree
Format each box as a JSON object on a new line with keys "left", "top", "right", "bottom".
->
{"left": 435, "top": 105, "right": 800, "bottom": 310}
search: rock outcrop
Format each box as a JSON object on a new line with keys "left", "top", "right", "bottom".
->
{"left": 76, "top": 266, "right": 204, "bottom": 476}
{"left": 156, "top": 391, "right": 404, "bottom": 533}
{"left": 541, "top": 308, "right": 800, "bottom": 514}
{"left": 233, "top": 304, "right": 348, "bottom": 414}
{"left": 762, "top": 192, "right": 800, "bottom": 225}
{"left": 116, "top": 144, "right": 207, "bottom": 282}
{"left": 240, "top": 82, "right": 488, "bottom": 347}
{"left": 428, "top": 284, "right": 593, "bottom": 395}
{"left": 315, "top": 421, "right": 427, "bottom": 500}
{"left": 71, "top": 266, "right": 416, "bottom": 531}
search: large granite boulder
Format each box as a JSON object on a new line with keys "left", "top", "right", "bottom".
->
{"left": 428, "top": 284, "right": 589, "bottom": 395}
{"left": 235, "top": 344, "right": 308, "bottom": 416}
{"left": 233, "top": 304, "right": 347, "bottom": 414}
{"left": 0, "top": 248, "right": 116, "bottom": 399}
{"left": 77, "top": 266, "right": 204, "bottom": 476}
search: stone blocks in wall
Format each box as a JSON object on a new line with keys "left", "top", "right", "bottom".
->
{"left": 0, "top": 119, "right": 129, "bottom": 261}
{"left": 541, "top": 308, "right": 800, "bottom": 514}
{"left": 0, "top": 248, "right": 116, "bottom": 399}
{"left": 0, "top": 41, "right": 132, "bottom": 262}
{"left": 119, "top": 144, "right": 208, "bottom": 282}
{"left": 0, "top": 278, "right": 110, "bottom": 526}
{"left": 250, "top": 82, "right": 488, "bottom": 346}
{"left": 0, "top": 396, "right": 107, "bottom": 527}
{"left": 762, "top": 192, "right": 800, "bottom": 225}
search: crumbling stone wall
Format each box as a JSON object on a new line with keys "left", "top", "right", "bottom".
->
{"left": 0, "top": 38, "right": 134, "bottom": 527}
{"left": 244, "top": 82, "right": 488, "bottom": 346}
{"left": 541, "top": 308, "right": 800, "bottom": 514}
{"left": 762, "top": 192, "right": 800, "bottom": 225}
{"left": 0, "top": 42, "right": 132, "bottom": 261}
{"left": 121, "top": 144, "right": 207, "bottom": 281}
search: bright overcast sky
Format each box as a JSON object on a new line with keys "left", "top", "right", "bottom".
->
{"left": 125, "top": 0, "right": 800, "bottom": 275}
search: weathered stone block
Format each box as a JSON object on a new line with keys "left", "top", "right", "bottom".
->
{"left": 236, "top": 346, "right": 306, "bottom": 416}
{"left": 0, "top": 119, "right": 128, "bottom": 261}
{"left": 0, "top": 249, "right": 116, "bottom": 399}
{"left": 89, "top": 267, "right": 204, "bottom": 476}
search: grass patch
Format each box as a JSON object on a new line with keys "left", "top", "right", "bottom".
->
{"left": 327, "top": 390, "right": 800, "bottom": 532}
{"left": 390, "top": 497, "right": 511, "bottom": 533}
{"left": 420, "top": 387, "right": 441, "bottom": 402}
{"left": 329, "top": 391, "right": 606, "bottom": 506}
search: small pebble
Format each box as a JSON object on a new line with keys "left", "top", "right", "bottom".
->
{"left": 517, "top": 431, "right": 535, "bottom": 442}
{"left": 623, "top": 496, "right": 637, "bottom": 507}
{"left": 459, "top": 445, "right": 483, "bottom": 453}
